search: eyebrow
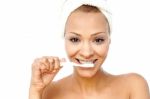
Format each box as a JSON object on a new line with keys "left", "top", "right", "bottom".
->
{"left": 68, "top": 32, "right": 81, "bottom": 36}
{"left": 91, "top": 32, "right": 106, "bottom": 36}
{"left": 68, "top": 32, "right": 106, "bottom": 36}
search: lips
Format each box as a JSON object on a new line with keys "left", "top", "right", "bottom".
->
{"left": 75, "top": 58, "right": 97, "bottom": 64}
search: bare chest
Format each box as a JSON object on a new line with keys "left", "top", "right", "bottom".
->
{"left": 50, "top": 88, "right": 129, "bottom": 99}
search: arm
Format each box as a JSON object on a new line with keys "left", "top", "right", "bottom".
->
{"left": 29, "top": 87, "right": 42, "bottom": 99}
{"left": 29, "top": 56, "right": 62, "bottom": 99}
{"left": 129, "top": 73, "right": 150, "bottom": 99}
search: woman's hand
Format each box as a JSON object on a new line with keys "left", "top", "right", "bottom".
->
{"left": 29, "top": 56, "right": 62, "bottom": 94}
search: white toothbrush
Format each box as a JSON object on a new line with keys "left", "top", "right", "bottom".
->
{"left": 61, "top": 61, "right": 94, "bottom": 67}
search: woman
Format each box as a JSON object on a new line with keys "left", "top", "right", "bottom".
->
{"left": 29, "top": 0, "right": 150, "bottom": 99}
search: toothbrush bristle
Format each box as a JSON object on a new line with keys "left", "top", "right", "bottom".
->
{"left": 71, "top": 62, "right": 94, "bottom": 67}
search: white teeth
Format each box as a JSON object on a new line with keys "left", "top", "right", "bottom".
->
{"left": 79, "top": 59, "right": 94, "bottom": 64}
{"left": 80, "top": 61, "right": 93, "bottom": 64}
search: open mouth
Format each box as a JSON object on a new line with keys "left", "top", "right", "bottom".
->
{"left": 75, "top": 58, "right": 98, "bottom": 64}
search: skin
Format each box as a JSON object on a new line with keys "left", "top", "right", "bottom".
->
{"left": 29, "top": 10, "right": 150, "bottom": 99}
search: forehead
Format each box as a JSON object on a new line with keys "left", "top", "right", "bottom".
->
{"left": 65, "top": 11, "right": 109, "bottom": 34}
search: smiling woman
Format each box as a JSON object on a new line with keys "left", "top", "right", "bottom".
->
{"left": 29, "top": 0, "right": 150, "bottom": 99}
{"left": 64, "top": 5, "right": 110, "bottom": 78}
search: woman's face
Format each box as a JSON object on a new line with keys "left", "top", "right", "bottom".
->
{"left": 64, "top": 10, "right": 110, "bottom": 78}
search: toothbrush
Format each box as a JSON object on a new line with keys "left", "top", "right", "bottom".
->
{"left": 71, "top": 62, "right": 94, "bottom": 67}
{"left": 60, "top": 61, "right": 94, "bottom": 67}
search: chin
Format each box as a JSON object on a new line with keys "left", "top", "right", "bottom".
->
{"left": 74, "top": 67, "right": 99, "bottom": 78}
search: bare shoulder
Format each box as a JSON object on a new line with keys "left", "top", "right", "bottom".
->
{"left": 116, "top": 73, "right": 148, "bottom": 83}
{"left": 121, "top": 73, "right": 149, "bottom": 90}
{"left": 116, "top": 73, "right": 150, "bottom": 99}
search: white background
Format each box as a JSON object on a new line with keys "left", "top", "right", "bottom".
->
{"left": 0, "top": 0, "right": 150, "bottom": 99}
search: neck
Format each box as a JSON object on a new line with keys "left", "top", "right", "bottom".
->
{"left": 71, "top": 69, "right": 108, "bottom": 94}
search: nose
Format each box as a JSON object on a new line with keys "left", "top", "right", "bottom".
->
{"left": 79, "top": 41, "right": 94, "bottom": 59}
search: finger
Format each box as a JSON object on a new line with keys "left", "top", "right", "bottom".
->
{"left": 32, "top": 58, "right": 40, "bottom": 71}
{"left": 53, "top": 57, "right": 61, "bottom": 70}
{"left": 39, "top": 62, "right": 49, "bottom": 74}
{"left": 48, "top": 58, "right": 54, "bottom": 72}
{"left": 31, "top": 61, "right": 43, "bottom": 82}
{"left": 40, "top": 57, "right": 50, "bottom": 70}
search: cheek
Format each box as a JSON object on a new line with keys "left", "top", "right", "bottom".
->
{"left": 65, "top": 41, "right": 80, "bottom": 57}
{"left": 93, "top": 43, "right": 109, "bottom": 57}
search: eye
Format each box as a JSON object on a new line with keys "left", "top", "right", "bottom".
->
{"left": 69, "top": 37, "right": 80, "bottom": 43}
{"left": 93, "top": 38, "right": 105, "bottom": 44}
